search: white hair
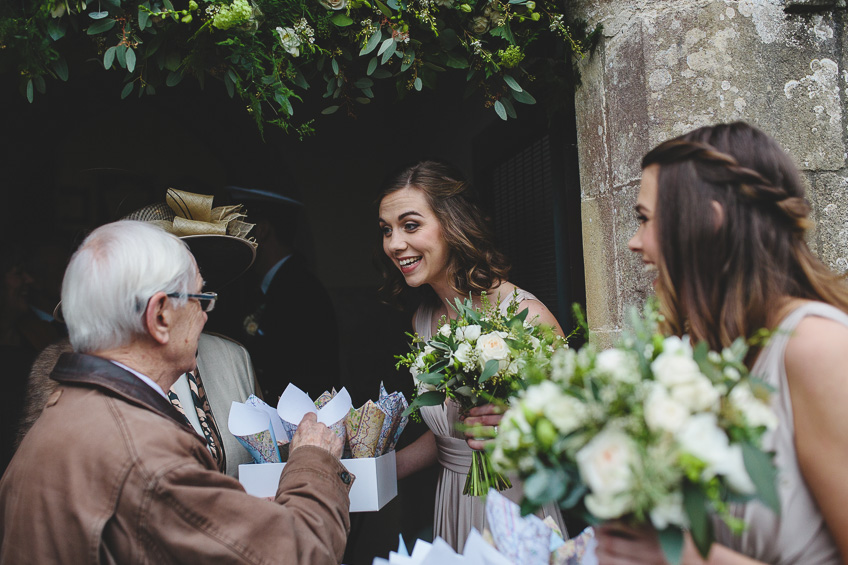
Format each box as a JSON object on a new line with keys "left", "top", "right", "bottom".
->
{"left": 62, "top": 220, "right": 198, "bottom": 353}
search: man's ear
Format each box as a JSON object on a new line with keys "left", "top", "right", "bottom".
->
{"left": 711, "top": 200, "right": 725, "bottom": 232}
{"left": 144, "top": 292, "right": 172, "bottom": 345}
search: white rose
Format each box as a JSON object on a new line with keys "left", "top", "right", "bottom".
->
{"left": 476, "top": 332, "right": 510, "bottom": 371}
{"left": 545, "top": 393, "right": 587, "bottom": 435}
{"left": 438, "top": 323, "right": 451, "bottom": 338}
{"left": 576, "top": 427, "right": 638, "bottom": 519}
{"left": 318, "top": 0, "right": 346, "bottom": 9}
{"left": 715, "top": 444, "right": 756, "bottom": 495}
{"left": 661, "top": 335, "right": 692, "bottom": 356}
{"left": 595, "top": 348, "right": 640, "bottom": 384}
{"left": 460, "top": 324, "right": 481, "bottom": 343}
{"left": 454, "top": 342, "right": 473, "bottom": 365}
{"left": 650, "top": 490, "right": 688, "bottom": 529}
{"left": 523, "top": 381, "right": 556, "bottom": 414}
{"left": 644, "top": 384, "right": 690, "bottom": 433}
{"left": 729, "top": 383, "right": 778, "bottom": 431}
{"left": 675, "top": 413, "right": 730, "bottom": 477}
{"left": 275, "top": 26, "right": 301, "bottom": 57}
{"left": 651, "top": 351, "right": 702, "bottom": 389}
{"left": 668, "top": 374, "right": 720, "bottom": 413}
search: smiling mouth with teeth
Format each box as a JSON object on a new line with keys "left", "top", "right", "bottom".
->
{"left": 399, "top": 257, "right": 422, "bottom": 267}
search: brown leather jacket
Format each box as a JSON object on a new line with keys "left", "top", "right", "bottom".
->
{"left": 0, "top": 353, "right": 352, "bottom": 564}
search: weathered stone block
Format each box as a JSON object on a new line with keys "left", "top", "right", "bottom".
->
{"left": 807, "top": 171, "right": 848, "bottom": 274}
{"left": 582, "top": 195, "right": 620, "bottom": 331}
{"left": 574, "top": 45, "right": 612, "bottom": 199}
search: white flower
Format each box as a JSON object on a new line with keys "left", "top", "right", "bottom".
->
{"left": 652, "top": 348, "right": 719, "bottom": 412}
{"left": 476, "top": 332, "right": 510, "bottom": 371}
{"left": 318, "top": 0, "right": 346, "bottom": 9}
{"left": 275, "top": 26, "right": 301, "bottom": 57}
{"left": 576, "top": 427, "right": 638, "bottom": 519}
{"left": 551, "top": 348, "right": 577, "bottom": 383}
{"left": 458, "top": 324, "right": 481, "bottom": 343}
{"left": 644, "top": 384, "right": 690, "bottom": 433}
{"left": 650, "top": 490, "right": 688, "bottom": 529}
{"left": 523, "top": 381, "right": 554, "bottom": 414}
{"left": 729, "top": 383, "right": 778, "bottom": 431}
{"left": 661, "top": 335, "right": 692, "bottom": 356}
{"left": 715, "top": 444, "right": 756, "bottom": 495}
{"left": 455, "top": 342, "right": 473, "bottom": 365}
{"left": 545, "top": 393, "right": 587, "bottom": 435}
{"left": 723, "top": 366, "right": 741, "bottom": 381}
{"left": 438, "top": 324, "right": 451, "bottom": 337}
{"left": 527, "top": 335, "right": 541, "bottom": 351}
{"left": 423, "top": 345, "right": 436, "bottom": 356}
{"left": 675, "top": 413, "right": 730, "bottom": 478}
{"left": 595, "top": 348, "right": 640, "bottom": 384}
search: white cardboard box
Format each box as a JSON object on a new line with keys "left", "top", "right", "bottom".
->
{"left": 239, "top": 450, "right": 397, "bottom": 512}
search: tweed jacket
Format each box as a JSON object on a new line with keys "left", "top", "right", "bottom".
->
{"left": 0, "top": 353, "right": 352, "bottom": 565}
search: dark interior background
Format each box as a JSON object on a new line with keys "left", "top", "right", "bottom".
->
{"left": 0, "top": 60, "right": 585, "bottom": 561}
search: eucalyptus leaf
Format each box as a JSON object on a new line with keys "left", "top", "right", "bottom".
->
{"left": 167, "top": 71, "right": 184, "bottom": 88}
{"left": 683, "top": 482, "right": 713, "bottom": 558}
{"left": 120, "top": 82, "right": 134, "bottom": 99}
{"left": 402, "top": 391, "right": 446, "bottom": 417}
{"left": 374, "top": 0, "right": 392, "bottom": 17}
{"left": 360, "top": 30, "right": 382, "bottom": 56}
{"left": 89, "top": 10, "right": 109, "bottom": 19}
{"left": 138, "top": 8, "right": 149, "bottom": 29}
{"left": 146, "top": 84, "right": 156, "bottom": 95}
{"left": 164, "top": 51, "right": 181, "bottom": 72}
{"left": 331, "top": 13, "right": 354, "bottom": 27}
{"left": 742, "top": 442, "right": 780, "bottom": 514}
{"left": 116, "top": 44, "right": 127, "bottom": 68}
{"left": 413, "top": 77, "right": 422, "bottom": 91}
{"left": 321, "top": 105, "right": 340, "bottom": 115}
{"left": 479, "top": 359, "right": 500, "bottom": 383}
{"left": 355, "top": 96, "right": 370, "bottom": 103}
{"left": 380, "top": 40, "right": 397, "bottom": 64}
{"left": 331, "top": 58, "right": 339, "bottom": 75}
{"left": 362, "top": 87, "right": 374, "bottom": 98}
{"left": 53, "top": 57, "right": 69, "bottom": 81}
{"left": 33, "top": 75, "right": 46, "bottom": 94}
{"left": 125, "top": 48, "right": 137, "bottom": 73}
{"left": 429, "top": 359, "right": 448, "bottom": 372}
{"left": 47, "top": 20, "right": 67, "bottom": 41}
{"left": 366, "top": 57, "right": 379, "bottom": 75}
{"left": 494, "top": 100, "right": 507, "bottom": 120}
{"left": 292, "top": 72, "right": 309, "bottom": 90}
{"left": 445, "top": 53, "right": 469, "bottom": 69}
{"left": 26, "top": 79, "right": 33, "bottom": 103}
{"left": 104, "top": 46, "right": 117, "bottom": 69}
{"left": 87, "top": 19, "right": 116, "bottom": 35}
{"left": 503, "top": 75, "right": 522, "bottom": 92}
{"left": 354, "top": 78, "right": 374, "bottom": 89}
{"left": 415, "top": 373, "right": 444, "bottom": 385}
{"left": 558, "top": 483, "right": 586, "bottom": 508}
{"left": 377, "top": 37, "right": 395, "bottom": 56}
{"left": 372, "top": 68, "right": 392, "bottom": 79}
{"left": 283, "top": 97, "right": 294, "bottom": 116}
{"left": 658, "top": 528, "right": 684, "bottom": 565}
{"left": 400, "top": 50, "right": 415, "bottom": 72}
{"left": 512, "top": 89, "right": 536, "bottom": 105}
{"left": 524, "top": 469, "right": 565, "bottom": 504}
{"left": 500, "top": 96, "right": 517, "bottom": 118}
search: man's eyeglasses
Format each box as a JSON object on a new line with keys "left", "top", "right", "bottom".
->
{"left": 166, "top": 292, "right": 218, "bottom": 312}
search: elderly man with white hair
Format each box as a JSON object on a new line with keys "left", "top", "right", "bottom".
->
{"left": 0, "top": 221, "right": 352, "bottom": 564}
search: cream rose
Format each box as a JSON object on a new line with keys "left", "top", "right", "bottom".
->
{"left": 644, "top": 384, "right": 690, "bottom": 433}
{"left": 595, "top": 348, "right": 640, "bottom": 384}
{"left": 476, "top": 332, "right": 510, "bottom": 371}
{"left": 438, "top": 323, "right": 451, "bottom": 338}
{"left": 458, "top": 324, "right": 481, "bottom": 342}
{"left": 318, "top": 0, "right": 346, "bottom": 9}
{"left": 675, "top": 412, "right": 731, "bottom": 478}
{"left": 576, "top": 426, "right": 638, "bottom": 519}
{"left": 275, "top": 26, "right": 301, "bottom": 57}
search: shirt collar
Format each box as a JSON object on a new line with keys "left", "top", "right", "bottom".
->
{"left": 110, "top": 360, "right": 169, "bottom": 400}
{"left": 260, "top": 254, "right": 292, "bottom": 295}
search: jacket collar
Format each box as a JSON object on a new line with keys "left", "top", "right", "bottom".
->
{"left": 51, "top": 352, "right": 187, "bottom": 428}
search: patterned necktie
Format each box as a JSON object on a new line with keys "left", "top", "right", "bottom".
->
{"left": 168, "top": 369, "right": 227, "bottom": 473}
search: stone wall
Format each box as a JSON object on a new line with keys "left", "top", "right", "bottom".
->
{"left": 570, "top": 0, "right": 848, "bottom": 345}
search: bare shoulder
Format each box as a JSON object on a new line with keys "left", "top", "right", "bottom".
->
{"left": 784, "top": 316, "right": 848, "bottom": 377}
{"left": 496, "top": 281, "right": 563, "bottom": 334}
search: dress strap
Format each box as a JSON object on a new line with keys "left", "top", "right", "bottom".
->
{"left": 435, "top": 435, "right": 472, "bottom": 475}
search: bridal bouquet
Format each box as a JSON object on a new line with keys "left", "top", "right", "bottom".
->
{"left": 491, "top": 303, "right": 779, "bottom": 562}
{"left": 396, "top": 293, "right": 566, "bottom": 496}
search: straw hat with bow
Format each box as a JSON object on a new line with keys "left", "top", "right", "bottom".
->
{"left": 123, "top": 188, "right": 258, "bottom": 289}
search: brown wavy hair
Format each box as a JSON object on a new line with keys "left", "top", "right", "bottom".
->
{"left": 643, "top": 122, "right": 848, "bottom": 354}
{"left": 376, "top": 160, "right": 511, "bottom": 306}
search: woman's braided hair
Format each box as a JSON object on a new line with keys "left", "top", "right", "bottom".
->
{"left": 643, "top": 122, "right": 848, "bottom": 353}
{"left": 376, "top": 160, "right": 510, "bottom": 307}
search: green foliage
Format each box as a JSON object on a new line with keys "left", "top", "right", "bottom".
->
{"left": 1, "top": 0, "right": 599, "bottom": 135}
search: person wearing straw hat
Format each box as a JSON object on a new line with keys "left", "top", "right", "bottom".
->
{"left": 16, "top": 189, "right": 263, "bottom": 479}
{"left": 0, "top": 219, "right": 352, "bottom": 564}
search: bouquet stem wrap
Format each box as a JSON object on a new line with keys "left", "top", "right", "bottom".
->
{"left": 465, "top": 450, "right": 512, "bottom": 496}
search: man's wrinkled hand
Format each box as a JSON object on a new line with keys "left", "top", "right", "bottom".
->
{"left": 290, "top": 413, "right": 344, "bottom": 459}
